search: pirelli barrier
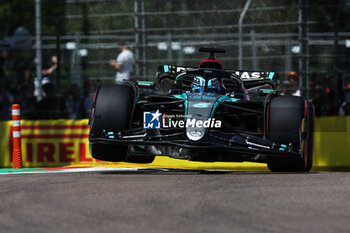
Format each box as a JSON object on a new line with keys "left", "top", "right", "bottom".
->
{"left": 0, "top": 117, "right": 349, "bottom": 171}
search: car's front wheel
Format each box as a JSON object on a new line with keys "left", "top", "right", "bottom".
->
{"left": 89, "top": 84, "right": 135, "bottom": 162}
{"left": 266, "top": 96, "right": 314, "bottom": 172}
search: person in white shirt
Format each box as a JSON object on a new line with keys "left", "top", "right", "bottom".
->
{"left": 288, "top": 71, "right": 301, "bottom": 96}
{"left": 109, "top": 43, "right": 135, "bottom": 83}
{"left": 282, "top": 71, "right": 301, "bottom": 96}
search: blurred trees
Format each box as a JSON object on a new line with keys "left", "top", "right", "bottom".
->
{"left": 0, "top": 0, "right": 66, "bottom": 39}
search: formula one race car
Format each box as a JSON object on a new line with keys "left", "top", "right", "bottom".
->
{"left": 89, "top": 48, "right": 314, "bottom": 172}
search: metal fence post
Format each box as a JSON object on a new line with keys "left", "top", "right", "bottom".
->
{"left": 250, "top": 30, "right": 258, "bottom": 70}
{"left": 35, "top": 0, "right": 43, "bottom": 100}
{"left": 75, "top": 32, "right": 82, "bottom": 87}
{"left": 299, "top": 0, "right": 309, "bottom": 98}
{"left": 238, "top": 0, "right": 252, "bottom": 70}
{"left": 285, "top": 40, "right": 292, "bottom": 77}
{"left": 141, "top": 0, "right": 147, "bottom": 80}
{"left": 134, "top": 0, "right": 140, "bottom": 79}
{"left": 166, "top": 32, "right": 173, "bottom": 63}
{"left": 334, "top": 0, "right": 346, "bottom": 110}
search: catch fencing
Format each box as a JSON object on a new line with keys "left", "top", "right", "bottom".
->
{"left": 37, "top": 0, "right": 350, "bottom": 115}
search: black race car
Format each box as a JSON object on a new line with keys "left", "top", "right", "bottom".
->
{"left": 89, "top": 48, "right": 314, "bottom": 172}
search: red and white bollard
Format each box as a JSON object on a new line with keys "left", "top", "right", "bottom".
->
{"left": 12, "top": 104, "right": 23, "bottom": 168}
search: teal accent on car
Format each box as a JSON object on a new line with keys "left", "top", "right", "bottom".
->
{"left": 280, "top": 144, "right": 287, "bottom": 148}
{"left": 209, "top": 96, "right": 239, "bottom": 118}
{"left": 217, "top": 95, "right": 230, "bottom": 102}
{"left": 268, "top": 72, "right": 275, "bottom": 80}
{"left": 172, "top": 93, "right": 188, "bottom": 100}
{"left": 106, "top": 132, "right": 114, "bottom": 138}
{"left": 184, "top": 100, "right": 188, "bottom": 121}
{"left": 193, "top": 103, "right": 211, "bottom": 108}
{"left": 164, "top": 65, "right": 169, "bottom": 73}
{"left": 192, "top": 95, "right": 216, "bottom": 100}
{"left": 172, "top": 93, "right": 188, "bottom": 120}
{"left": 137, "top": 81, "right": 155, "bottom": 84}
{"left": 210, "top": 102, "right": 220, "bottom": 119}
{"left": 279, "top": 147, "right": 285, "bottom": 151}
{"left": 136, "top": 145, "right": 145, "bottom": 150}
{"left": 259, "top": 89, "right": 274, "bottom": 92}
{"left": 134, "top": 94, "right": 139, "bottom": 105}
{"left": 223, "top": 98, "right": 240, "bottom": 102}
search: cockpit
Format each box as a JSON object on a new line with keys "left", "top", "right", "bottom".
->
{"left": 172, "top": 71, "right": 242, "bottom": 95}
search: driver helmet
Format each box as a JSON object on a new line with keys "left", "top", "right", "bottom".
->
{"left": 208, "top": 78, "right": 221, "bottom": 93}
{"left": 191, "top": 76, "right": 205, "bottom": 93}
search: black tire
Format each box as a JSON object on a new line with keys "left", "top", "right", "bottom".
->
{"left": 266, "top": 96, "right": 314, "bottom": 172}
{"left": 303, "top": 102, "right": 315, "bottom": 172}
{"left": 90, "top": 84, "right": 135, "bottom": 161}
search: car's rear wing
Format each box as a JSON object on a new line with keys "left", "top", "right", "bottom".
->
{"left": 156, "top": 65, "right": 280, "bottom": 89}
{"left": 228, "top": 70, "right": 280, "bottom": 89}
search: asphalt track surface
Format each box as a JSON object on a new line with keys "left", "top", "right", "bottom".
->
{"left": 1, "top": 170, "right": 350, "bottom": 233}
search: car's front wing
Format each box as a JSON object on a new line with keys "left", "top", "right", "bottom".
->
{"left": 89, "top": 128, "right": 301, "bottom": 158}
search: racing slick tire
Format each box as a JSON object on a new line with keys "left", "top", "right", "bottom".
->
{"left": 90, "top": 84, "right": 135, "bottom": 161}
{"left": 266, "top": 96, "right": 314, "bottom": 172}
{"left": 304, "top": 101, "right": 315, "bottom": 172}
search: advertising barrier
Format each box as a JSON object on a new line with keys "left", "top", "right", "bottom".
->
{"left": 3, "top": 119, "right": 93, "bottom": 168}
{"left": 0, "top": 117, "right": 349, "bottom": 171}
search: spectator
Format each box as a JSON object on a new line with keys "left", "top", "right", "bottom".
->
{"left": 33, "top": 47, "right": 58, "bottom": 100}
{"left": 324, "top": 74, "right": 337, "bottom": 116}
{"left": 42, "top": 54, "right": 58, "bottom": 78}
{"left": 281, "top": 72, "right": 301, "bottom": 96}
{"left": 66, "top": 83, "right": 91, "bottom": 119}
{"left": 36, "top": 82, "right": 67, "bottom": 119}
{"left": 0, "top": 78, "right": 14, "bottom": 120}
{"left": 109, "top": 42, "right": 134, "bottom": 83}
{"left": 13, "top": 52, "right": 31, "bottom": 86}
{"left": 287, "top": 71, "right": 301, "bottom": 96}
{"left": 0, "top": 50, "right": 14, "bottom": 120}
{"left": 339, "top": 86, "right": 350, "bottom": 116}
{"left": 18, "top": 65, "right": 36, "bottom": 119}
{"left": 309, "top": 72, "right": 327, "bottom": 117}
{"left": 281, "top": 80, "right": 293, "bottom": 96}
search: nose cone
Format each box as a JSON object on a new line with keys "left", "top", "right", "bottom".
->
{"left": 186, "top": 127, "right": 205, "bottom": 141}
{"left": 185, "top": 93, "right": 217, "bottom": 141}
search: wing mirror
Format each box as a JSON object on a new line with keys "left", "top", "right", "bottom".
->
{"left": 258, "top": 88, "right": 276, "bottom": 96}
{"left": 158, "top": 74, "right": 175, "bottom": 93}
{"left": 136, "top": 81, "right": 155, "bottom": 89}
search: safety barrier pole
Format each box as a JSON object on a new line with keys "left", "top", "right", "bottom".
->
{"left": 12, "top": 104, "right": 23, "bottom": 168}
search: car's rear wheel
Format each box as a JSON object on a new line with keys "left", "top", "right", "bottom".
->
{"left": 266, "top": 96, "right": 314, "bottom": 172}
{"left": 303, "top": 101, "right": 315, "bottom": 172}
{"left": 89, "top": 84, "right": 135, "bottom": 161}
